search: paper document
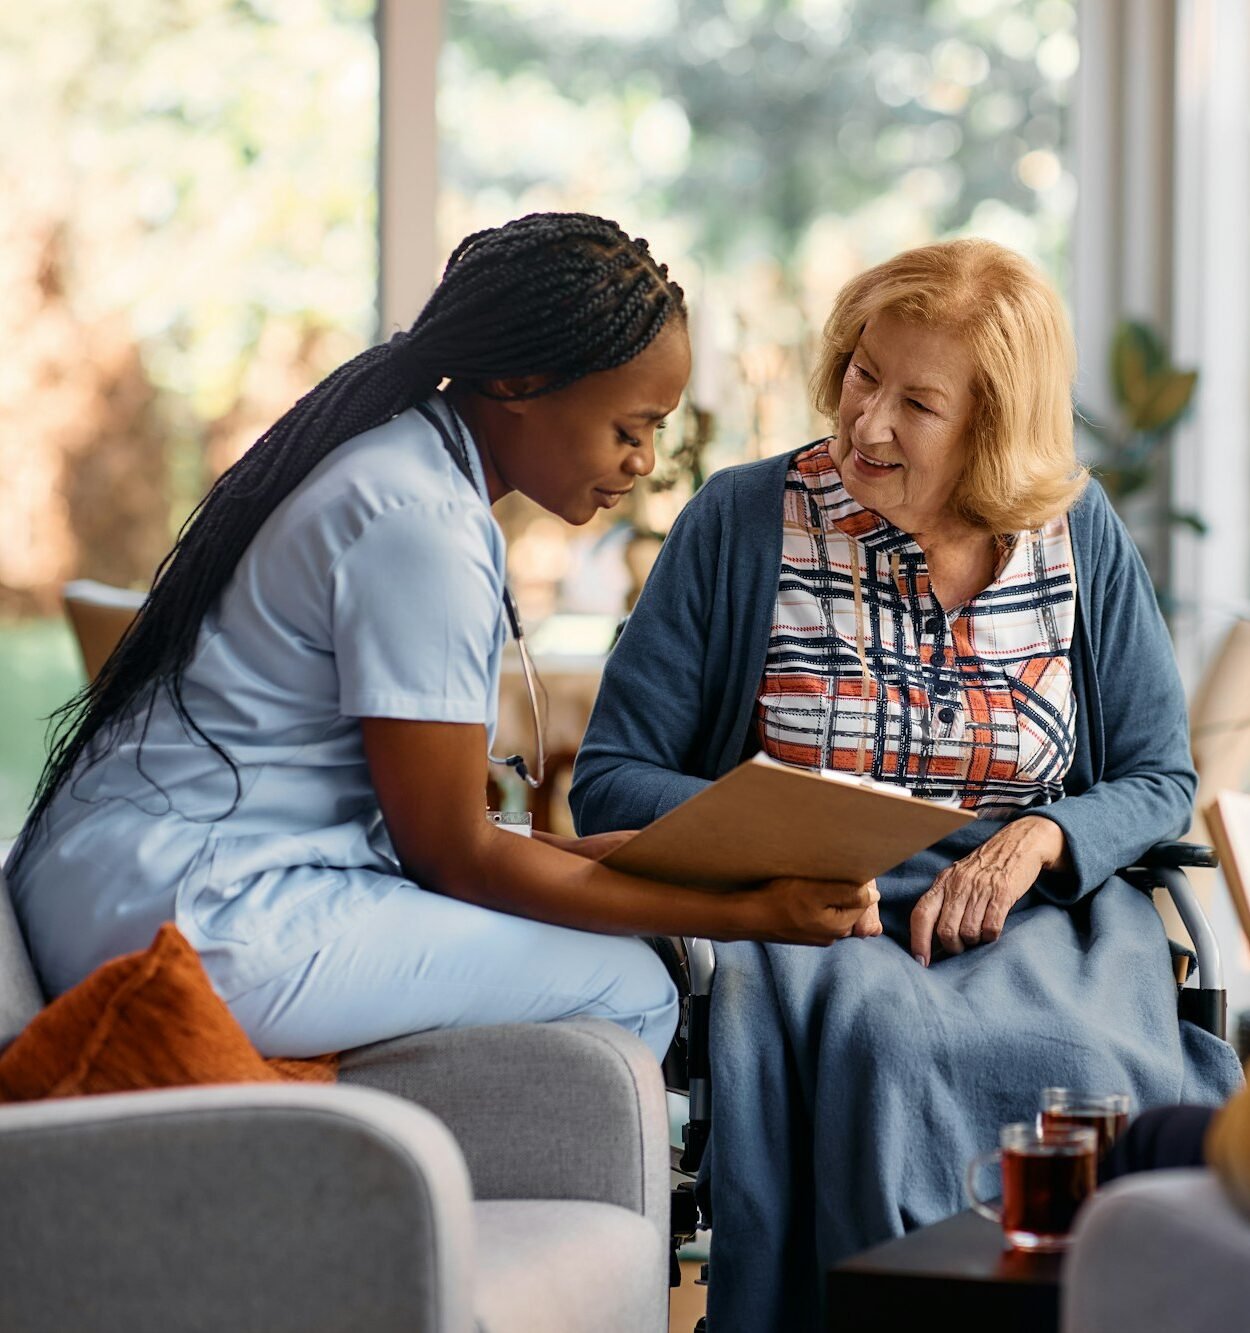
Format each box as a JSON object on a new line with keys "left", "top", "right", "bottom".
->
{"left": 603, "top": 752, "right": 975, "bottom": 890}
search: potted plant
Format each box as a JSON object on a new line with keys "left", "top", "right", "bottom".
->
{"left": 1078, "top": 319, "right": 1202, "bottom": 605}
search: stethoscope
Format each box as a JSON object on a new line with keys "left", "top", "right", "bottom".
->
{"left": 414, "top": 400, "right": 547, "bottom": 790}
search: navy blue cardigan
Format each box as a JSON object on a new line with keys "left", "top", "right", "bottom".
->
{"left": 571, "top": 450, "right": 1197, "bottom": 899}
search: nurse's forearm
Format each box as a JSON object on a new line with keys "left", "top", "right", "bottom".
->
{"left": 363, "top": 716, "right": 872, "bottom": 944}
{"left": 425, "top": 827, "right": 766, "bottom": 941}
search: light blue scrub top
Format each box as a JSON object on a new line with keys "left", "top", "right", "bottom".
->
{"left": 9, "top": 395, "right": 508, "bottom": 1000}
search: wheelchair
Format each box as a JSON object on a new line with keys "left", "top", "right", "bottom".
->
{"left": 658, "top": 839, "right": 1229, "bottom": 1321}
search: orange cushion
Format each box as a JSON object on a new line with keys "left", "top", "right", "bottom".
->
{"left": 0, "top": 923, "right": 337, "bottom": 1101}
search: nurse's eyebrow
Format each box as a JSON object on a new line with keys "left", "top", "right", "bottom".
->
{"left": 624, "top": 406, "right": 671, "bottom": 422}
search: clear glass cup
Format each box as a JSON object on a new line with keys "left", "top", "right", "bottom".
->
{"left": 965, "top": 1121, "right": 1098, "bottom": 1252}
{"left": 1039, "top": 1088, "right": 1131, "bottom": 1159}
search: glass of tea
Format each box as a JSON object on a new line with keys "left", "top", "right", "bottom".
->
{"left": 965, "top": 1122, "right": 1098, "bottom": 1252}
{"left": 1039, "top": 1088, "right": 1131, "bottom": 1159}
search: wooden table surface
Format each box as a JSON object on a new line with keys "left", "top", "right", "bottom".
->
{"left": 827, "top": 1209, "right": 1064, "bottom": 1333}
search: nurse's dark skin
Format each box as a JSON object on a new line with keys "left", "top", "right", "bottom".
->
{"left": 362, "top": 325, "right": 879, "bottom": 944}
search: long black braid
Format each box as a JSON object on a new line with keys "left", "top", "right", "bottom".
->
{"left": 15, "top": 212, "right": 686, "bottom": 866}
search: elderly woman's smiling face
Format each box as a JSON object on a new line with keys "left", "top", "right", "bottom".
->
{"left": 834, "top": 311, "right": 976, "bottom": 537}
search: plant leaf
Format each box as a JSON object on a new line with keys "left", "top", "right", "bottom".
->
{"left": 1125, "top": 320, "right": 1168, "bottom": 373}
{"left": 1167, "top": 508, "right": 1208, "bottom": 535}
{"left": 1111, "top": 321, "right": 1162, "bottom": 411}
{"left": 1133, "top": 370, "right": 1198, "bottom": 432}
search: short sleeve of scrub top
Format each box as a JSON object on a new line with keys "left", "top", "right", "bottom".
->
{"left": 331, "top": 498, "right": 505, "bottom": 723}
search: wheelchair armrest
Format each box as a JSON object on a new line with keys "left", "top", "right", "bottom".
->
{"left": 1122, "top": 857, "right": 1228, "bottom": 1039}
{"left": 1127, "top": 840, "right": 1220, "bottom": 871}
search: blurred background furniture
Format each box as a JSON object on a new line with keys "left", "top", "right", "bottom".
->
{"left": 0, "top": 866, "right": 671, "bottom": 1333}
{"left": 1062, "top": 1168, "right": 1250, "bottom": 1333}
{"left": 1183, "top": 620, "right": 1250, "bottom": 1054}
{"left": 1207, "top": 790, "right": 1250, "bottom": 956}
{"left": 1190, "top": 620, "right": 1250, "bottom": 845}
{"left": 61, "top": 579, "right": 146, "bottom": 680}
{"left": 1144, "top": 619, "right": 1250, "bottom": 992}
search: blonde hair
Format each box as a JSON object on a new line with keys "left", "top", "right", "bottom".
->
{"left": 810, "top": 238, "right": 1087, "bottom": 533}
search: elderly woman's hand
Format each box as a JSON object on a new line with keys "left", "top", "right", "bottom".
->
{"left": 852, "top": 891, "right": 884, "bottom": 938}
{"left": 909, "top": 816, "right": 1069, "bottom": 966}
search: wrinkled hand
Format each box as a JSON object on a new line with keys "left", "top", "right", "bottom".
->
{"left": 852, "top": 894, "right": 884, "bottom": 938}
{"left": 909, "top": 816, "right": 1068, "bottom": 966}
{"left": 750, "top": 876, "right": 880, "bottom": 946}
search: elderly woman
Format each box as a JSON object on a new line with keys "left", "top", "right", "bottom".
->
{"left": 570, "top": 239, "right": 1243, "bottom": 1331}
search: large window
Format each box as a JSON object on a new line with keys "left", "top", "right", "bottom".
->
{"left": 440, "top": 0, "right": 1078, "bottom": 616}
{"left": 0, "top": 0, "right": 378, "bottom": 838}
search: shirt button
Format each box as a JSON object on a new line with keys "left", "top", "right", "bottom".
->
{"left": 938, "top": 706, "right": 956, "bottom": 724}
{"left": 933, "top": 679, "right": 951, "bottom": 695}
{"left": 931, "top": 650, "right": 946, "bottom": 667}
{"left": 924, "top": 615, "right": 942, "bottom": 634}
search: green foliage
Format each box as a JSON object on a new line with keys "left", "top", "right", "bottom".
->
{"left": 1081, "top": 318, "right": 1199, "bottom": 508}
{"left": 1110, "top": 321, "right": 1198, "bottom": 435}
{"left": 0, "top": 0, "right": 379, "bottom": 815}
{"left": 443, "top": 0, "right": 1077, "bottom": 275}
{"left": 442, "top": 0, "right": 1078, "bottom": 478}
{"left": 1079, "top": 320, "right": 1204, "bottom": 614}
{"left": 0, "top": 620, "right": 83, "bottom": 840}
{"left": 0, "top": 0, "right": 378, "bottom": 427}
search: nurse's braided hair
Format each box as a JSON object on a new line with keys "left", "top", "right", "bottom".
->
{"left": 17, "top": 212, "right": 686, "bottom": 862}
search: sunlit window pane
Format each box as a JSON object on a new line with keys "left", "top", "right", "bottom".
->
{"left": 440, "top": 0, "right": 1077, "bottom": 619}
{"left": 0, "top": 0, "right": 378, "bottom": 838}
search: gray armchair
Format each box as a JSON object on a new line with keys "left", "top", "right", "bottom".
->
{"left": 0, "top": 874, "right": 670, "bottom": 1333}
{"left": 1063, "top": 1168, "right": 1250, "bottom": 1332}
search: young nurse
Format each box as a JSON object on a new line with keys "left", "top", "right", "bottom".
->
{"left": 7, "top": 213, "right": 876, "bottom": 1062}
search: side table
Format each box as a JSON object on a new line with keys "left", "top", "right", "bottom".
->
{"left": 827, "top": 1209, "right": 1063, "bottom": 1332}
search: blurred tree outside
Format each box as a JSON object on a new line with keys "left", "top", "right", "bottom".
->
{"left": 0, "top": 0, "right": 378, "bottom": 838}
{"left": 439, "top": 0, "right": 1079, "bottom": 620}
{"left": 0, "top": 0, "right": 378, "bottom": 615}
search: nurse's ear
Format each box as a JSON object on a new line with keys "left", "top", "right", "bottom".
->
{"left": 483, "top": 376, "right": 549, "bottom": 415}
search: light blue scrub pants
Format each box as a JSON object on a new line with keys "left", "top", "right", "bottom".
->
{"left": 227, "top": 881, "right": 680, "bottom": 1062}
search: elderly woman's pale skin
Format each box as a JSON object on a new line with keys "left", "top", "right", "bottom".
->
{"left": 835, "top": 310, "right": 1070, "bottom": 964}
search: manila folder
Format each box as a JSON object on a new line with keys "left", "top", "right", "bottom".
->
{"left": 603, "top": 754, "right": 975, "bottom": 889}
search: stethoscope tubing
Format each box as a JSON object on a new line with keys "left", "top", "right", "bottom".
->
{"left": 414, "top": 400, "right": 545, "bottom": 789}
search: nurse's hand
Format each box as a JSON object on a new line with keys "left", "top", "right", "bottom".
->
{"left": 748, "top": 876, "right": 880, "bottom": 946}
{"left": 532, "top": 829, "right": 637, "bottom": 861}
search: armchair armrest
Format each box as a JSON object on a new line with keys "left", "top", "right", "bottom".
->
{"left": 0, "top": 1083, "right": 474, "bottom": 1333}
{"left": 1064, "top": 1169, "right": 1250, "bottom": 1332}
{"left": 339, "top": 1018, "right": 669, "bottom": 1238}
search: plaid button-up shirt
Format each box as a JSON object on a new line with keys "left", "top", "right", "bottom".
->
{"left": 757, "top": 442, "right": 1077, "bottom": 814}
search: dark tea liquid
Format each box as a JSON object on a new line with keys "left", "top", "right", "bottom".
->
{"left": 1041, "top": 1108, "right": 1129, "bottom": 1158}
{"left": 1000, "top": 1146, "right": 1096, "bottom": 1248}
